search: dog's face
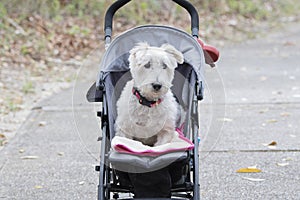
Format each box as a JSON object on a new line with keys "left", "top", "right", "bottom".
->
{"left": 129, "top": 43, "right": 184, "bottom": 100}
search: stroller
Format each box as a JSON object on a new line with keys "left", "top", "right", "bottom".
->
{"left": 87, "top": 0, "right": 219, "bottom": 199}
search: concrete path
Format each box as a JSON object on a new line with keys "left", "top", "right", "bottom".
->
{"left": 199, "top": 23, "right": 300, "bottom": 199}
{"left": 1, "top": 23, "right": 300, "bottom": 199}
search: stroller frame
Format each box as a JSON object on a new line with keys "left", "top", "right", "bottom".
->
{"left": 87, "top": 0, "right": 205, "bottom": 199}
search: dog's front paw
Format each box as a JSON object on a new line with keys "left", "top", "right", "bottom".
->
{"left": 154, "top": 130, "right": 177, "bottom": 146}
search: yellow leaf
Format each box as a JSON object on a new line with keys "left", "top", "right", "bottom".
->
{"left": 236, "top": 168, "right": 262, "bottom": 173}
{"left": 35, "top": 185, "right": 43, "bottom": 189}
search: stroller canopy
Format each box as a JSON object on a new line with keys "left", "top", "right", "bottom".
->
{"left": 97, "top": 25, "right": 205, "bottom": 87}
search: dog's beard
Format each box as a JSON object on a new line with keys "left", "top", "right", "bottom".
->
{"left": 138, "top": 84, "right": 169, "bottom": 101}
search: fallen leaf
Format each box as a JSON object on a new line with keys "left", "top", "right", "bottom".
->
{"left": 259, "top": 109, "right": 269, "bottom": 114}
{"left": 262, "top": 141, "right": 277, "bottom": 147}
{"left": 280, "top": 112, "right": 290, "bottom": 117}
{"left": 277, "top": 162, "right": 289, "bottom": 167}
{"left": 19, "top": 149, "right": 25, "bottom": 153}
{"left": 242, "top": 177, "right": 265, "bottom": 182}
{"left": 236, "top": 167, "right": 262, "bottom": 173}
{"left": 266, "top": 119, "right": 278, "bottom": 123}
{"left": 0, "top": 133, "right": 6, "bottom": 145}
{"left": 268, "top": 141, "right": 277, "bottom": 146}
{"left": 35, "top": 185, "right": 43, "bottom": 189}
{"left": 39, "top": 121, "right": 47, "bottom": 126}
{"left": 21, "top": 156, "right": 39, "bottom": 160}
{"left": 78, "top": 181, "right": 85, "bottom": 185}
{"left": 282, "top": 157, "right": 293, "bottom": 161}
{"left": 0, "top": 134, "right": 7, "bottom": 146}
{"left": 57, "top": 152, "right": 64, "bottom": 156}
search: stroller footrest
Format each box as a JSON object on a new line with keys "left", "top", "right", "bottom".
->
{"left": 109, "top": 151, "right": 188, "bottom": 173}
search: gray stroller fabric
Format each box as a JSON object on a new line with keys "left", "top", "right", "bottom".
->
{"left": 95, "top": 25, "right": 205, "bottom": 171}
{"left": 109, "top": 151, "right": 188, "bottom": 173}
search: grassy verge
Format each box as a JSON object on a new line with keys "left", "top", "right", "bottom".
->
{"left": 1, "top": 1, "right": 300, "bottom": 58}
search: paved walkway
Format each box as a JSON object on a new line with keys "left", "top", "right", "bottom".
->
{"left": 199, "top": 23, "right": 300, "bottom": 199}
{"left": 1, "top": 23, "right": 300, "bottom": 199}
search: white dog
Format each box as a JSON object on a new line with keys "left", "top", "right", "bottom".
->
{"left": 115, "top": 42, "right": 184, "bottom": 146}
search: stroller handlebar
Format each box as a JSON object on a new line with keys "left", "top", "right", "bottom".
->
{"left": 104, "top": 0, "right": 199, "bottom": 43}
{"left": 172, "top": 0, "right": 199, "bottom": 37}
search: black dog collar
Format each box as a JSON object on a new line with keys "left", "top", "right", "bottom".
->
{"left": 132, "top": 88, "right": 162, "bottom": 108}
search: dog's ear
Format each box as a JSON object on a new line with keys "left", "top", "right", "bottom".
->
{"left": 161, "top": 44, "right": 184, "bottom": 64}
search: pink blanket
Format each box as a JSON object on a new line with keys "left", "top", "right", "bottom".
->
{"left": 111, "top": 128, "right": 194, "bottom": 156}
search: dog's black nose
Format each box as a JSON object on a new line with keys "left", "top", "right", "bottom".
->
{"left": 152, "top": 83, "right": 162, "bottom": 91}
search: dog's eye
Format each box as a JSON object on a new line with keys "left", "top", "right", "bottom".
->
{"left": 144, "top": 62, "right": 151, "bottom": 69}
{"left": 162, "top": 63, "right": 167, "bottom": 69}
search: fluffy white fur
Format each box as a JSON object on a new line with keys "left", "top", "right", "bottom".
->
{"left": 115, "top": 42, "right": 184, "bottom": 146}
